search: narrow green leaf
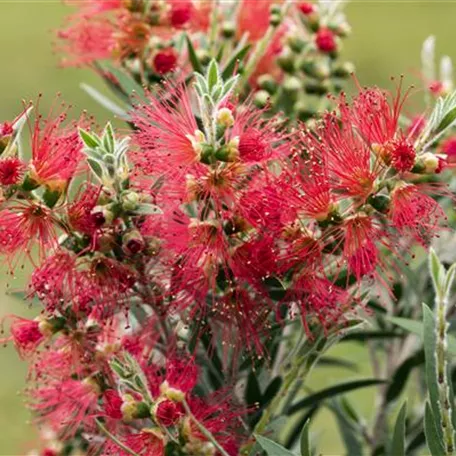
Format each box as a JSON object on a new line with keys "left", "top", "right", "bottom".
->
{"left": 444, "top": 263, "right": 456, "bottom": 298}
{"left": 387, "top": 316, "right": 456, "bottom": 356}
{"left": 87, "top": 159, "right": 104, "bottom": 179}
{"left": 300, "top": 420, "right": 311, "bottom": 456}
{"left": 254, "top": 434, "right": 296, "bottom": 456}
{"left": 425, "top": 402, "right": 446, "bottom": 456}
{"left": 222, "top": 44, "right": 251, "bottom": 80}
{"left": 207, "top": 59, "right": 219, "bottom": 91}
{"left": 81, "top": 83, "right": 128, "bottom": 118}
{"left": 436, "top": 105, "right": 456, "bottom": 133}
{"left": 102, "top": 122, "right": 115, "bottom": 154}
{"left": 429, "top": 247, "right": 445, "bottom": 297}
{"left": 330, "top": 399, "right": 364, "bottom": 455}
{"left": 287, "top": 378, "right": 384, "bottom": 416}
{"left": 390, "top": 402, "right": 407, "bottom": 456}
{"left": 423, "top": 303, "right": 444, "bottom": 444}
{"left": 186, "top": 35, "right": 204, "bottom": 74}
{"left": 79, "top": 128, "right": 100, "bottom": 149}
{"left": 262, "top": 377, "right": 283, "bottom": 407}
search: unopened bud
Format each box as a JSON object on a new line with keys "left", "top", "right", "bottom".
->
{"left": 257, "top": 74, "right": 278, "bottom": 94}
{"left": 122, "top": 230, "right": 145, "bottom": 256}
{"left": 221, "top": 21, "right": 235, "bottom": 38}
{"left": 288, "top": 35, "right": 307, "bottom": 53}
{"left": 300, "top": 59, "right": 330, "bottom": 80}
{"left": 215, "top": 137, "right": 239, "bottom": 162}
{"left": 216, "top": 107, "right": 235, "bottom": 128}
{"left": 332, "top": 61, "right": 355, "bottom": 78}
{"left": 368, "top": 194, "right": 391, "bottom": 213}
{"left": 295, "top": 101, "right": 316, "bottom": 122}
{"left": 421, "top": 152, "right": 440, "bottom": 173}
{"left": 121, "top": 190, "right": 140, "bottom": 211}
{"left": 160, "top": 380, "right": 185, "bottom": 402}
{"left": 253, "top": 90, "right": 271, "bottom": 109}
{"left": 121, "top": 397, "right": 151, "bottom": 421}
{"left": 277, "top": 47, "right": 295, "bottom": 73}
{"left": 91, "top": 205, "right": 114, "bottom": 227}
{"left": 195, "top": 49, "right": 211, "bottom": 66}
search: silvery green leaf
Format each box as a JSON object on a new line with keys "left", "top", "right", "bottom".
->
{"left": 440, "top": 56, "right": 453, "bottom": 89}
{"left": 79, "top": 128, "right": 101, "bottom": 149}
{"left": 422, "top": 36, "right": 436, "bottom": 83}
{"left": 102, "top": 122, "right": 115, "bottom": 154}
{"left": 195, "top": 73, "right": 209, "bottom": 94}
{"left": 134, "top": 203, "right": 162, "bottom": 215}
{"left": 87, "top": 159, "right": 104, "bottom": 179}
{"left": 207, "top": 59, "right": 220, "bottom": 92}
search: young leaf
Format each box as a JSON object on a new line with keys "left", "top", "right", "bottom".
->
{"left": 79, "top": 128, "right": 100, "bottom": 149}
{"left": 87, "top": 159, "right": 104, "bottom": 179}
{"left": 245, "top": 371, "right": 263, "bottom": 407}
{"left": 102, "top": 122, "right": 115, "bottom": 154}
{"left": 221, "top": 44, "right": 251, "bottom": 79}
{"left": 134, "top": 203, "right": 162, "bottom": 215}
{"left": 424, "top": 402, "right": 446, "bottom": 456}
{"left": 207, "top": 59, "right": 220, "bottom": 91}
{"left": 390, "top": 402, "right": 407, "bottom": 456}
{"left": 300, "top": 420, "right": 311, "bottom": 456}
{"left": 254, "top": 435, "right": 296, "bottom": 456}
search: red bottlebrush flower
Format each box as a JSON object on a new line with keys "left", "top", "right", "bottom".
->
{"left": 103, "top": 389, "right": 123, "bottom": 420}
{"left": 315, "top": 28, "right": 337, "bottom": 53}
{"left": 441, "top": 136, "right": 456, "bottom": 163}
{"left": 29, "top": 251, "right": 76, "bottom": 312}
{"left": 30, "top": 100, "right": 85, "bottom": 190}
{"left": 57, "top": 17, "right": 115, "bottom": 67}
{"left": 346, "top": 84, "right": 409, "bottom": 146}
{"left": 184, "top": 395, "right": 248, "bottom": 455}
{"left": 428, "top": 80, "right": 445, "bottom": 96}
{"left": 387, "top": 138, "right": 416, "bottom": 172}
{"left": 90, "top": 256, "right": 137, "bottom": 295}
{"left": 122, "top": 429, "right": 165, "bottom": 456}
{"left": 1, "top": 316, "right": 47, "bottom": 359}
{"left": 299, "top": 2, "right": 316, "bottom": 15}
{"left": 67, "top": 184, "right": 102, "bottom": 235}
{"left": 230, "top": 106, "right": 291, "bottom": 164}
{"left": 0, "top": 157, "right": 25, "bottom": 185}
{"left": 169, "top": 1, "right": 194, "bottom": 28}
{"left": 342, "top": 214, "right": 381, "bottom": 280}
{"left": 30, "top": 378, "right": 99, "bottom": 438}
{"left": 390, "top": 184, "right": 446, "bottom": 246}
{"left": 131, "top": 84, "right": 201, "bottom": 182}
{"left": 304, "top": 112, "right": 379, "bottom": 201}
{"left": 0, "top": 202, "right": 58, "bottom": 266}
{"left": 152, "top": 48, "right": 178, "bottom": 75}
{"left": 155, "top": 399, "right": 182, "bottom": 426}
{"left": 113, "top": 14, "right": 151, "bottom": 60}
{"left": 164, "top": 357, "right": 199, "bottom": 394}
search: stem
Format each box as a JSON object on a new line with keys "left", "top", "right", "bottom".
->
{"left": 240, "top": 0, "right": 291, "bottom": 92}
{"left": 436, "top": 290, "right": 455, "bottom": 455}
{"left": 182, "top": 399, "right": 230, "bottom": 456}
{"left": 96, "top": 419, "right": 140, "bottom": 456}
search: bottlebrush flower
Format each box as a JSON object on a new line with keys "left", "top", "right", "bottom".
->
{"left": 29, "top": 100, "right": 85, "bottom": 190}
{"left": 237, "top": 0, "right": 276, "bottom": 42}
{"left": 105, "top": 429, "right": 165, "bottom": 456}
{"left": 67, "top": 184, "right": 103, "bottom": 235}
{"left": 154, "top": 399, "right": 183, "bottom": 426}
{"left": 389, "top": 183, "right": 447, "bottom": 246}
{"left": 131, "top": 84, "right": 201, "bottom": 183}
{"left": 30, "top": 378, "right": 100, "bottom": 439}
{"left": 102, "top": 389, "right": 124, "bottom": 420}
{"left": 57, "top": 17, "right": 116, "bottom": 67}
{"left": 112, "top": 14, "right": 151, "bottom": 61}
{"left": 0, "top": 202, "right": 58, "bottom": 266}
{"left": 1, "top": 316, "right": 51, "bottom": 359}
{"left": 169, "top": 1, "right": 194, "bottom": 29}
{"left": 441, "top": 136, "right": 456, "bottom": 163}
{"left": 0, "top": 157, "right": 25, "bottom": 185}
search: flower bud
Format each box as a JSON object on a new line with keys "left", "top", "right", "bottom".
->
{"left": 144, "top": 236, "right": 162, "bottom": 256}
{"left": 295, "top": 102, "right": 316, "bottom": 122}
{"left": 300, "top": 59, "right": 330, "bottom": 80}
{"left": 277, "top": 47, "right": 295, "bottom": 73}
{"left": 122, "top": 230, "right": 145, "bottom": 255}
{"left": 253, "top": 90, "right": 271, "bottom": 109}
{"left": 257, "top": 74, "right": 278, "bottom": 94}
{"left": 221, "top": 21, "right": 236, "bottom": 38}
{"left": 283, "top": 76, "right": 302, "bottom": 93}
{"left": 90, "top": 205, "right": 114, "bottom": 227}
{"left": 215, "top": 137, "right": 239, "bottom": 162}
{"left": 160, "top": 380, "right": 186, "bottom": 402}
{"left": 216, "top": 107, "right": 235, "bottom": 128}
{"left": 196, "top": 49, "right": 211, "bottom": 66}
{"left": 288, "top": 35, "right": 307, "bottom": 53}
{"left": 121, "top": 190, "right": 140, "bottom": 211}
{"left": 421, "top": 152, "right": 440, "bottom": 173}
{"left": 121, "top": 397, "right": 151, "bottom": 421}
{"left": 332, "top": 61, "right": 355, "bottom": 78}
{"left": 304, "top": 80, "right": 331, "bottom": 95}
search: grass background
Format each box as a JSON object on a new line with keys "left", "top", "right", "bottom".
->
{"left": 0, "top": 1, "right": 455, "bottom": 454}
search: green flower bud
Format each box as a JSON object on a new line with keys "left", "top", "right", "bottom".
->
{"left": 288, "top": 35, "right": 307, "bottom": 53}
{"left": 122, "top": 230, "right": 145, "bottom": 256}
{"left": 253, "top": 90, "right": 271, "bottom": 109}
{"left": 368, "top": 194, "right": 391, "bottom": 214}
{"left": 300, "top": 59, "right": 330, "bottom": 80}
{"left": 304, "top": 80, "right": 331, "bottom": 95}
{"left": 277, "top": 47, "right": 295, "bottom": 72}
{"left": 332, "top": 61, "right": 355, "bottom": 78}
{"left": 221, "top": 21, "right": 236, "bottom": 38}
{"left": 257, "top": 74, "right": 278, "bottom": 94}
{"left": 121, "top": 190, "right": 140, "bottom": 211}
{"left": 196, "top": 49, "right": 211, "bottom": 66}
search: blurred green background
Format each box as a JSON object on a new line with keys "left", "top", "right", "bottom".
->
{"left": 1, "top": 1, "right": 456, "bottom": 454}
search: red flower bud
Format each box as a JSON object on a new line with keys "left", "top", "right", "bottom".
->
{"left": 298, "top": 2, "right": 316, "bottom": 15}
{"left": 0, "top": 157, "right": 25, "bottom": 185}
{"left": 315, "top": 28, "right": 337, "bottom": 53}
{"left": 155, "top": 399, "right": 182, "bottom": 426}
{"left": 153, "top": 49, "right": 178, "bottom": 75}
